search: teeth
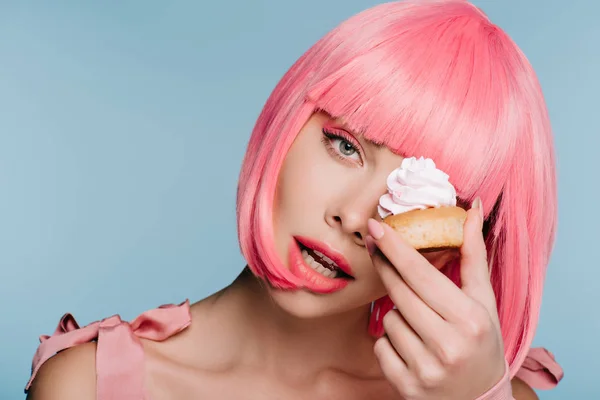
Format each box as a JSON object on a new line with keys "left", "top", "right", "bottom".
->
{"left": 301, "top": 250, "right": 338, "bottom": 278}
{"left": 313, "top": 250, "right": 337, "bottom": 267}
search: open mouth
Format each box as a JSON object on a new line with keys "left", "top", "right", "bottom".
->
{"left": 298, "top": 243, "right": 353, "bottom": 279}
{"left": 295, "top": 237, "right": 354, "bottom": 280}
{"left": 288, "top": 236, "right": 355, "bottom": 294}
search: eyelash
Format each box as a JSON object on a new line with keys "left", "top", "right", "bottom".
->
{"left": 321, "top": 128, "right": 363, "bottom": 165}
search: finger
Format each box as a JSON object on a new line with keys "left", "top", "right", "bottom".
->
{"left": 370, "top": 248, "right": 449, "bottom": 345}
{"left": 374, "top": 335, "right": 411, "bottom": 391}
{"left": 367, "top": 219, "right": 470, "bottom": 321}
{"left": 382, "top": 309, "right": 428, "bottom": 369}
{"left": 459, "top": 198, "right": 497, "bottom": 312}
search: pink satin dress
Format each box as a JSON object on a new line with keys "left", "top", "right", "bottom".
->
{"left": 25, "top": 300, "right": 564, "bottom": 399}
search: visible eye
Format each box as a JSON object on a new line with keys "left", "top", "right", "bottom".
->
{"left": 338, "top": 139, "right": 357, "bottom": 156}
{"left": 322, "top": 129, "right": 363, "bottom": 164}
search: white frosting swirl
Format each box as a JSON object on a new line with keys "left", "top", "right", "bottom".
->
{"left": 378, "top": 156, "right": 457, "bottom": 218}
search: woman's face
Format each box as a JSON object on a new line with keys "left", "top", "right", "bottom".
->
{"left": 271, "top": 112, "right": 457, "bottom": 318}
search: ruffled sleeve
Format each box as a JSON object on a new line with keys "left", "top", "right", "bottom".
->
{"left": 515, "top": 347, "right": 564, "bottom": 390}
{"left": 25, "top": 300, "right": 192, "bottom": 400}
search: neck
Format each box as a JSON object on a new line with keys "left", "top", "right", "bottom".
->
{"left": 213, "top": 268, "right": 379, "bottom": 377}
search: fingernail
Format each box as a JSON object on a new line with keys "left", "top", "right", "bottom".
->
{"left": 365, "top": 236, "right": 377, "bottom": 256}
{"left": 472, "top": 197, "right": 484, "bottom": 227}
{"left": 471, "top": 197, "right": 481, "bottom": 210}
{"left": 368, "top": 219, "right": 385, "bottom": 240}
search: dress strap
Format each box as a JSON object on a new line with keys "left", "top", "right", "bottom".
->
{"left": 26, "top": 300, "right": 191, "bottom": 399}
{"left": 515, "top": 347, "right": 564, "bottom": 390}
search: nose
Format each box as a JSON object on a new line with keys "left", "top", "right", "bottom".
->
{"left": 327, "top": 184, "right": 383, "bottom": 246}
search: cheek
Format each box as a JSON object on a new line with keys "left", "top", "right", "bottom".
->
{"left": 276, "top": 156, "right": 337, "bottom": 221}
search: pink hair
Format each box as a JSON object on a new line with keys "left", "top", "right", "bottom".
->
{"left": 236, "top": 0, "right": 557, "bottom": 376}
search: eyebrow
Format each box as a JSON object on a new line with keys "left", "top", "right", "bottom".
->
{"left": 332, "top": 119, "right": 385, "bottom": 149}
{"left": 364, "top": 136, "right": 385, "bottom": 148}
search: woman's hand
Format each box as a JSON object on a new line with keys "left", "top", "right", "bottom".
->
{"left": 367, "top": 199, "right": 507, "bottom": 400}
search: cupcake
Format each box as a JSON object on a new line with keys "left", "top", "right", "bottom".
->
{"left": 378, "top": 157, "right": 467, "bottom": 251}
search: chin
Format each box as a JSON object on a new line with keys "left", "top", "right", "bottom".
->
{"left": 266, "top": 283, "right": 382, "bottom": 323}
{"left": 263, "top": 236, "right": 382, "bottom": 319}
{"left": 267, "top": 286, "right": 356, "bottom": 319}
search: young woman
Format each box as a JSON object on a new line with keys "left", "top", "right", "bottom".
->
{"left": 26, "top": 1, "right": 563, "bottom": 399}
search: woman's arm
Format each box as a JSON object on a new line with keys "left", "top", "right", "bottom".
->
{"left": 511, "top": 377, "right": 539, "bottom": 400}
{"left": 26, "top": 342, "right": 97, "bottom": 400}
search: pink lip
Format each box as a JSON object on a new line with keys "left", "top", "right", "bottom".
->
{"left": 287, "top": 236, "right": 356, "bottom": 294}
{"left": 288, "top": 238, "right": 351, "bottom": 294}
{"left": 295, "top": 236, "right": 354, "bottom": 277}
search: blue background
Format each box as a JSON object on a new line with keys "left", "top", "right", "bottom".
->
{"left": 1, "top": 1, "right": 597, "bottom": 398}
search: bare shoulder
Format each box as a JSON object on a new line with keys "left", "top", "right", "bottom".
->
{"left": 511, "top": 376, "right": 539, "bottom": 400}
{"left": 27, "top": 342, "right": 97, "bottom": 400}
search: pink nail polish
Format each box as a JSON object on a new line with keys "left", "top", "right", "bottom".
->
{"left": 368, "top": 219, "right": 384, "bottom": 240}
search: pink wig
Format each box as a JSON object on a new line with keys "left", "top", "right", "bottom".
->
{"left": 236, "top": 0, "right": 557, "bottom": 375}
